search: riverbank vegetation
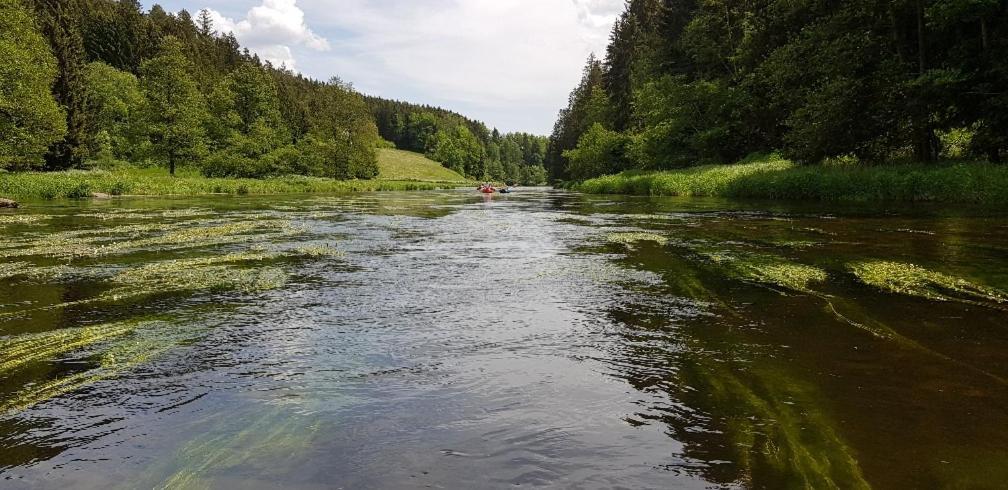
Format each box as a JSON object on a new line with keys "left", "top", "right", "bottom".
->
{"left": 548, "top": 1, "right": 1007, "bottom": 194}
{"left": 574, "top": 153, "right": 1008, "bottom": 203}
{"left": 0, "top": 166, "right": 458, "bottom": 201}
{"left": 0, "top": 0, "right": 543, "bottom": 194}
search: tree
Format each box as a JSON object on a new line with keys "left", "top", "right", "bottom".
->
{"left": 140, "top": 36, "right": 206, "bottom": 175}
{"left": 31, "top": 0, "right": 91, "bottom": 170}
{"left": 83, "top": 61, "right": 145, "bottom": 161}
{"left": 563, "top": 123, "right": 627, "bottom": 180}
{"left": 197, "top": 8, "right": 213, "bottom": 37}
{"left": 0, "top": 0, "right": 66, "bottom": 169}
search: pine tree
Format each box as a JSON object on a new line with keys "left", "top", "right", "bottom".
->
{"left": 30, "top": 0, "right": 91, "bottom": 170}
{"left": 197, "top": 9, "right": 213, "bottom": 37}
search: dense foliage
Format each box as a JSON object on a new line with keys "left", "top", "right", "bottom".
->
{"left": 0, "top": 0, "right": 380, "bottom": 180}
{"left": 548, "top": 0, "right": 1008, "bottom": 182}
{"left": 0, "top": 0, "right": 66, "bottom": 170}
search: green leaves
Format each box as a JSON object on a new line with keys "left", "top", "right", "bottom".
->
{"left": 140, "top": 36, "right": 207, "bottom": 175}
{"left": 0, "top": 0, "right": 67, "bottom": 169}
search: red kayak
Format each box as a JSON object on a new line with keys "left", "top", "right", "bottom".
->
{"left": 479, "top": 186, "right": 495, "bottom": 193}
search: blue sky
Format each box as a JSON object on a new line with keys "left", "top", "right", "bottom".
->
{"left": 145, "top": 0, "right": 624, "bottom": 134}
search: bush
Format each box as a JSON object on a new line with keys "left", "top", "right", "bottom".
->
{"left": 563, "top": 123, "right": 628, "bottom": 181}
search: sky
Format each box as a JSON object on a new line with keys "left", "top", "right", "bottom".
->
{"left": 146, "top": 0, "right": 625, "bottom": 134}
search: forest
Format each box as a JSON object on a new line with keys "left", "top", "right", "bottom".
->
{"left": 0, "top": 0, "right": 547, "bottom": 186}
{"left": 547, "top": 0, "right": 1008, "bottom": 183}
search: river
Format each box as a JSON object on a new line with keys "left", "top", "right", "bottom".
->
{"left": 1, "top": 189, "right": 1006, "bottom": 488}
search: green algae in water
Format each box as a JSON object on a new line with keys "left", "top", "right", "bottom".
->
{"left": 700, "top": 250, "right": 828, "bottom": 294}
{"left": 156, "top": 407, "right": 324, "bottom": 489}
{"left": 607, "top": 232, "right": 670, "bottom": 247}
{"left": 0, "top": 321, "right": 141, "bottom": 374}
{"left": 0, "top": 219, "right": 301, "bottom": 260}
{"left": 0, "top": 215, "right": 49, "bottom": 225}
{"left": 0, "top": 320, "right": 211, "bottom": 417}
{"left": 691, "top": 359, "right": 870, "bottom": 489}
{"left": 291, "top": 244, "right": 345, "bottom": 258}
{"left": 849, "top": 261, "right": 1007, "bottom": 307}
{"left": 0, "top": 261, "right": 73, "bottom": 281}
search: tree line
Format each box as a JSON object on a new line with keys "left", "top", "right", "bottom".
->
{"left": 547, "top": 0, "right": 1007, "bottom": 182}
{"left": 1, "top": 0, "right": 545, "bottom": 183}
{"left": 368, "top": 97, "right": 548, "bottom": 184}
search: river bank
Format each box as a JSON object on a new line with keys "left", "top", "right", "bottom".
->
{"left": 572, "top": 154, "right": 1008, "bottom": 204}
{"left": 0, "top": 164, "right": 470, "bottom": 202}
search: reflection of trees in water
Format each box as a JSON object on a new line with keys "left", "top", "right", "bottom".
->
{"left": 600, "top": 251, "right": 870, "bottom": 489}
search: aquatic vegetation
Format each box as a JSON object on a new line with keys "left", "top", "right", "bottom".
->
{"left": 106, "top": 263, "right": 287, "bottom": 298}
{"left": 695, "top": 248, "right": 828, "bottom": 294}
{"left": 0, "top": 321, "right": 140, "bottom": 374}
{"left": 291, "top": 244, "right": 345, "bottom": 258}
{"left": 682, "top": 358, "right": 871, "bottom": 489}
{"left": 0, "top": 371, "right": 104, "bottom": 416}
{"left": 0, "top": 321, "right": 193, "bottom": 417}
{"left": 157, "top": 407, "right": 324, "bottom": 489}
{"left": 849, "top": 261, "right": 1007, "bottom": 306}
{"left": 0, "top": 215, "right": 48, "bottom": 225}
{"left": 607, "top": 231, "right": 670, "bottom": 247}
{"left": 0, "top": 219, "right": 300, "bottom": 260}
{"left": 77, "top": 208, "right": 212, "bottom": 221}
{"left": 0, "top": 261, "right": 74, "bottom": 281}
{"left": 741, "top": 262, "right": 828, "bottom": 293}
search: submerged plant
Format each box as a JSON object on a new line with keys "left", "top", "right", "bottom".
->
{"left": 681, "top": 357, "right": 871, "bottom": 489}
{"left": 607, "top": 232, "right": 670, "bottom": 247}
{"left": 0, "top": 320, "right": 196, "bottom": 417}
{"left": 0, "top": 261, "right": 73, "bottom": 281}
{"left": 0, "top": 321, "right": 141, "bottom": 374}
{"left": 849, "top": 261, "right": 1007, "bottom": 307}
{"left": 698, "top": 249, "right": 828, "bottom": 294}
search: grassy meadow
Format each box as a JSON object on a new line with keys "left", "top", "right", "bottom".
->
{"left": 573, "top": 154, "right": 1008, "bottom": 204}
{"left": 376, "top": 148, "right": 469, "bottom": 182}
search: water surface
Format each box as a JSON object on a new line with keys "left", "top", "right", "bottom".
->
{"left": 1, "top": 189, "right": 1007, "bottom": 488}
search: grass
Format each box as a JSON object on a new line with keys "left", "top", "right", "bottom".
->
{"left": 574, "top": 154, "right": 1008, "bottom": 203}
{"left": 0, "top": 164, "right": 466, "bottom": 201}
{"left": 376, "top": 148, "right": 470, "bottom": 182}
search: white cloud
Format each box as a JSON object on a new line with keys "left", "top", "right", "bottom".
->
{"left": 199, "top": 0, "right": 329, "bottom": 70}
{"left": 170, "top": 0, "right": 623, "bottom": 132}
{"left": 295, "top": 0, "right": 623, "bottom": 133}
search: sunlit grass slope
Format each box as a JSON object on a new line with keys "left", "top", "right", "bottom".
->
{"left": 376, "top": 148, "right": 469, "bottom": 182}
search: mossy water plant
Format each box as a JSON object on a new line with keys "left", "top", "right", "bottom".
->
{"left": 849, "top": 261, "right": 1007, "bottom": 307}
{"left": 0, "top": 321, "right": 142, "bottom": 374}
{"left": 680, "top": 357, "right": 871, "bottom": 489}
{"left": 607, "top": 231, "right": 670, "bottom": 247}
{"left": 0, "top": 219, "right": 301, "bottom": 260}
{"left": 0, "top": 320, "right": 198, "bottom": 417}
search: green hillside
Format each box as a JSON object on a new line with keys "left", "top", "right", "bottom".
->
{"left": 377, "top": 149, "right": 469, "bottom": 182}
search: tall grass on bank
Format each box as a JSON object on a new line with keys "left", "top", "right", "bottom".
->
{"left": 573, "top": 154, "right": 1008, "bottom": 203}
{"left": 0, "top": 167, "right": 465, "bottom": 201}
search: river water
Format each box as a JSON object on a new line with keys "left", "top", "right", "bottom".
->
{"left": 1, "top": 189, "right": 1006, "bottom": 488}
